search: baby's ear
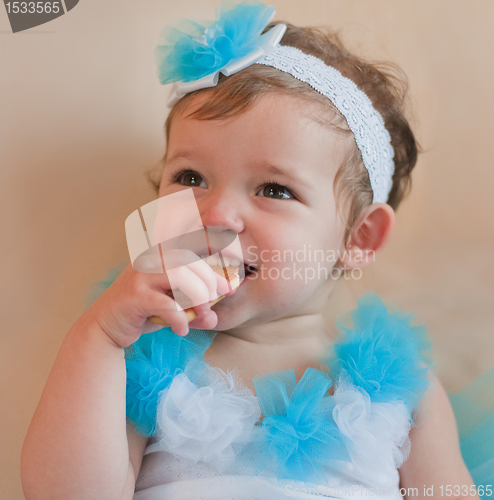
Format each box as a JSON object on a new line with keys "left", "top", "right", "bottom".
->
{"left": 339, "top": 203, "right": 395, "bottom": 270}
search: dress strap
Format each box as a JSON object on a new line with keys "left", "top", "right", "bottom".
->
{"left": 125, "top": 327, "right": 216, "bottom": 437}
{"left": 320, "top": 292, "right": 435, "bottom": 423}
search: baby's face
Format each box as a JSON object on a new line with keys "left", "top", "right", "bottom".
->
{"left": 159, "top": 92, "right": 353, "bottom": 331}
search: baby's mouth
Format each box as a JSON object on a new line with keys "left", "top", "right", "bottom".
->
{"left": 244, "top": 263, "right": 257, "bottom": 277}
{"left": 194, "top": 251, "right": 258, "bottom": 280}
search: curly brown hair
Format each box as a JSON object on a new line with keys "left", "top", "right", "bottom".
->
{"left": 148, "top": 22, "right": 419, "bottom": 248}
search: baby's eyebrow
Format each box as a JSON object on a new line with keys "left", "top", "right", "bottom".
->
{"left": 166, "top": 151, "right": 194, "bottom": 163}
{"left": 261, "top": 163, "right": 312, "bottom": 189}
{"left": 166, "top": 151, "right": 312, "bottom": 189}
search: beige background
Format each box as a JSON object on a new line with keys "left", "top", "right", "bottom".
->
{"left": 1, "top": 1, "right": 493, "bottom": 498}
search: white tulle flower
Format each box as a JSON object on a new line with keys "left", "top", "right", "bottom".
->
{"left": 155, "top": 363, "right": 261, "bottom": 472}
{"left": 332, "top": 374, "right": 412, "bottom": 483}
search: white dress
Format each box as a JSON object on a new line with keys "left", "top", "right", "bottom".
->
{"left": 123, "top": 293, "right": 435, "bottom": 500}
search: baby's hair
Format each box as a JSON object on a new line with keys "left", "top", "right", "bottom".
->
{"left": 148, "top": 22, "right": 420, "bottom": 248}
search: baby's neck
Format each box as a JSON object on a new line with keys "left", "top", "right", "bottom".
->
{"left": 204, "top": 312, "right": 335, "bottom": 392}
{"left": 219, "top": 311, "right": 333, "bottom": 348}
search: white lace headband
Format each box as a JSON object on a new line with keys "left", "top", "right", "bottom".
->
{"left": 158, "top": 2, "right": 395, "bottom": 204}
{"left": 255, "top": 45, "right": 395, "bottom": 204}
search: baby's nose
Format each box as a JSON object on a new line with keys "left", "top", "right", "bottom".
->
{"left": 199, "top": 191, "right": 244, "bottom": 234}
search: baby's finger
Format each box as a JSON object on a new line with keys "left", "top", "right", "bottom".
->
{"left": 184, "top": 258, "right": 231, "bottom": 300}
{"left": 188, "top": 308, "right": 218, "bottom": 330}
{"left": 212, "top": 267, "right": 234, "bottom": 296}
{"left": 166, "top": 266, "right": 213, "bottom": 311}
{"left": 145, "top": 290, "right": 190, "bottom": 336}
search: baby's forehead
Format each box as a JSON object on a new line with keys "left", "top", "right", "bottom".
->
{"left": 171, "top": 92, "right": 352, "bottom": 154}
{"left": 179, "top": 91, "right": 347, "bottom": 126}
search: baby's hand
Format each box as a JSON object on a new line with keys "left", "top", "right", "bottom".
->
{"left": 85, "top": 251, "right": 232, "bottom": 348}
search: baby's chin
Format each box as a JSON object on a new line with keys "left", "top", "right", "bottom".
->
{"left": 206, "top": 267, "right": 326, "bottom": 331}
{"left": 209, "top": 285, "right": 304, "bottom": 333}
{"left": 208, "top": 289, "right": 269, "bottom": 332}
{"left": 209, "top": 294, "right": 250, "bottom": 332}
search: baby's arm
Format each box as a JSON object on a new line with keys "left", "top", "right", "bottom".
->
{"left": 21, "top": 311, "right": 143, "bottom": 500}
{"left": 127, "top": 422, "right": 148, "bottom": 493}
{"left": 21, "top": 260, "right": 231, "bottom": 500}
{"left": 398, "top": 371, "right": 480, "bottom": 500}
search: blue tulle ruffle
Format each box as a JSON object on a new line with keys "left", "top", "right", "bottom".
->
{"left": 253, "top": 368, "right": 350, "bottom": 483}
{"left": 321, "top": 293, "right": 435, "bottom": 422}
{"left": 125, "top": 328, "right": 216, "bottom": 437}
{"left": 86, "top": 269, "right": 441, "bottom": 482}
{"left": 155, "top": 0, "right": 275, "bottom": 85}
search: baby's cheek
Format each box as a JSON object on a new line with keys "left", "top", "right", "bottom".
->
{"left": 253, "top": 263, "right": 315, "bottom": 307}
{"left": 260, "top": 258, "right": 333, "bottom": 289}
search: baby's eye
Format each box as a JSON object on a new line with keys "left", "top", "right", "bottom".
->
{"left": 170, "top": 170, "right": 294, "bottom": 200}
{"left": 257, "top": 182, "right": 294, "bottom": 200}
{"left": 170, "top": 169, "right": 207, "bottom": 188}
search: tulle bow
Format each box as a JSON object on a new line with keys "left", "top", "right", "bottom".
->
{"left": 253, "top": 368, "right": 350, "bottom": 482}
{"left": 322, "top": 293, "right": 435, "bottom": 421}
{"left": 155, "top": 0, "right": 277, "bottom": 85}
{"left": 332, "top": 373, "right": 412, "bottom": 482}
{"left": 155, "top": 361, "right": 261, "bottom": 471}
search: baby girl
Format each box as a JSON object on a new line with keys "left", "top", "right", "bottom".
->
{"left": 21, "top": 2, "right": 483, "bottom": 499}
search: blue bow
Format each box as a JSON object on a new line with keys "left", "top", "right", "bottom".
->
{"left": 253, "top": 368, "right": 350, "bottom": 483}
{"left": 155, "top": 0, "right": 278, "bottom": 86}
